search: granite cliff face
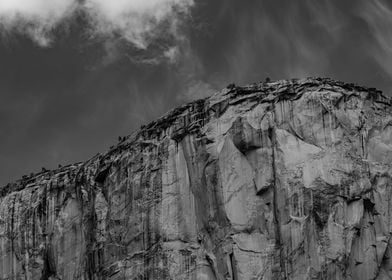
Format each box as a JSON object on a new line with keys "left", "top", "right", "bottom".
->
{"left": 1, "top": 78, "right": 392, "bottom": 280}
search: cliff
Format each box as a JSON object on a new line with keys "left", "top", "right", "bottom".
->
{"left": 1, "top": 78, "right": 392, "bottom": 279}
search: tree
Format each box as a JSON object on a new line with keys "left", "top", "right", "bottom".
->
{"left": 226, "top": 83, "right": 236, "bottom": 90}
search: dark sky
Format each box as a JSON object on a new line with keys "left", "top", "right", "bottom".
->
{"left": 1, "top": 0, "right": 392, "bottom": 185}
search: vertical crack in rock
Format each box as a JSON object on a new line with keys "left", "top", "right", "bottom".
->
{"left": 41, "top": 244, "right": 56, "bottom": 280}
{"left": 1, "top": 78, "right": 392, "bottom": 279}
{"left": 268, "top": 125, "right": 286, "bottom": 280}
{"left": 229, "top": 252, "right": 237, "bottom": 280}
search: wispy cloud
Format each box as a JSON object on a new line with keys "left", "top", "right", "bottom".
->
{"left": 84, "top": 0, "right": 193, "bottom": 49}
{"left": 360, "top": 0, "right": 392, "bottom": 78}
{"left": 0, "top": 0, "right": 194, "bottom": 53}
{"left": 223, "top": 0, "right": 348, "bottom": 82}
{"left": 178, "top": 80, "right": 216, "bottom": 102}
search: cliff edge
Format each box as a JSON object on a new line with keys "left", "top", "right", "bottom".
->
{"left": 1, "top": 78, "right": 392, "bottom": 279}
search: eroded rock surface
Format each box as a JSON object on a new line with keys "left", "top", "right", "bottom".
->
{"left": 1, "top": 78, "right": 392, "bottom": 279}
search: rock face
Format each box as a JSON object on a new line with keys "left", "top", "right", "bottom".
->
{"left": 1, "top": 78, "right": 392, "bottom": 279}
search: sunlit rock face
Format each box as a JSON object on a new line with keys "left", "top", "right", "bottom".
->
{"left": 1, "top": 78, "right": 392, "bottom": 280}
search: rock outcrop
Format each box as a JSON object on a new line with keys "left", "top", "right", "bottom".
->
{"left": 1, "top": 78, "right": 392, "bottom": 279}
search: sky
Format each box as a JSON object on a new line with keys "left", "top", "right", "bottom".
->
{"left": 0, "top": 0, "right": 392, "bottom": 185}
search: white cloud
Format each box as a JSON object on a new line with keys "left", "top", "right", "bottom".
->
{"left": 84, "top": 0, "right": 193, "bottom": 49}
{"left": 0, "top": 0, "right": 78, "bottom": 46}
{"left": 0, "top": 0, "right": 194, "bottom": 49}
{"left": 163, "top": 46, "right": 180, "bottom": 63}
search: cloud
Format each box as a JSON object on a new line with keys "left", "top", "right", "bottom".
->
{"left": 163, "top": 46, "right": 180, "bottom": 63}
{"left": 0, "top": 0, "right": 194, "bottom": 51}
{"left": 360, "top": 0, "right": 392, "bottom": 77}
{"left": 215, "top": 0, "right": 350, "bottom": 83}
{"left": 84, "top": 0, "right": 193, "bottom": 49}
{"left": 0, "top": 0, "right": 78, "bottom": 46}
{"left": 178, "top": 80, "right": 216, "bottom": 102}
